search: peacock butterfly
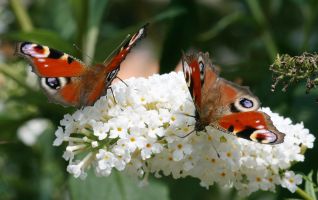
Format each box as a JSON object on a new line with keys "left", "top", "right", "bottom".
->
{"left": 16, "top": 24, "right": 148, "bottom": 108}
{"left": 182, "top": 51, "right": 285, "bottom": 144}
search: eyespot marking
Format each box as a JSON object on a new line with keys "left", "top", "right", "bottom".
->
{"left": 40, "top": 77, "right": 69, "bottom": 94}
{"left": 21, "top": 43, "right": 50, "bottom": 58}
{"left": 239, "top": 98, "right": 253, "bottom": 108}
{"left": 233, "top": 95, "right": 259, "bottom": 112}
{"left": 198, "top": 56, "right": 205, "bottom": 84}
{"left": 183, "top": 61, "right": 192, "bottom": 87}
{"left": 105, "top": 68, "right": 120, "bottom": 87}
{"left": 46, "top": 78, "right": 61, "bottom": 89}
{"left": 250, "top": 129, "right": 277, "bottom": 144}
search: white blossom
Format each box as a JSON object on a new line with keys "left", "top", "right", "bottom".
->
{"left": 281, "top": 171, "right": 303, "bottom": 193}
{"left": 54, "top": 72, "right": 315, "bottom": 196}
{"left": 18, "top": 118, "right": 50, "bottom": 146}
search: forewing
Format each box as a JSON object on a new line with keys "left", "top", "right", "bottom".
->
{"left": 78, "top": 24, "right": 148, "bottom": 107}
{"left": 17, "top": 42, "right": 87, "bottom": 77}
{"left": 102, "top": 24, "right": 148, "bottom": 76}
{"left": 182, "top": 52, "right": 204, "bottom": 110}
{"left": 17, "top": 42, "right": 88, "bottom": 107}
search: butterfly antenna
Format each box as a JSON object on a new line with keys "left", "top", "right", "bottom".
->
{"left": 115, "top": 76, "right": 128, "bottom": 87}
{"left": 73, "top": 44, "right": 94, "bottom": 64}
{"left": 177, "top": 129, "right": 196, "bottom": 138}
{"left": 108, "top": 87, "right": 117, "bottom": 104}
{"left": 210, "top": 140, "right": 220, "bottom": 158}
{"left": 103, "top": 34, "right": 131, "bottom": 64}
{"left": 175, "top": 112, "right": 196, "bottom": 118}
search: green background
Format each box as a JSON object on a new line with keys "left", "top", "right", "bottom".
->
{"left": 0, "top": 0, "right": 317, "bottom": 199}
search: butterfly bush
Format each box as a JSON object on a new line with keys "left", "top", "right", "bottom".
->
{"left": 54, "top": 72, "right": 315, "bottom": 196}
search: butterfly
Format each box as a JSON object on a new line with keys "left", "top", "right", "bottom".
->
{"left": 182, "top": 51, "right": 285, "bottom": 144}
{"left": 16, "top": 24, "right": 148, "bottom": 108}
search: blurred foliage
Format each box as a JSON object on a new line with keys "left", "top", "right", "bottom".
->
{"left": 0, "top": 0, "right": 318, "bottom": 199}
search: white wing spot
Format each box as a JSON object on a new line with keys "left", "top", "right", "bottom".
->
{"left": 22, "top": 44, "right": 50, "bottom": 58}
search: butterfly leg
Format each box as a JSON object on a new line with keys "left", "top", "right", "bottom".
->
{"left": 116, "top": 76, "right": 129, "bottom": 87}
{"left": 72, "top": 43, "right": 94, "bottom": 63}
{"left": 209, "top": 140, "right": 220, "bottom": 158}
{"left": 178, "top": 129, "right": 196, "bottom": 138}
{"left": 108, "top": 87, "right": 117, "bottom": 104}
{"left": 178, "top": 128, "right": 220, "bottom": 158}
{"left": 175, "top": 112, "right": 196, "bottom": 118}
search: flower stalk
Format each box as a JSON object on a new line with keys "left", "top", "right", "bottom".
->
{"left": 296, "top": 187, "right": 315, "bottom": 200}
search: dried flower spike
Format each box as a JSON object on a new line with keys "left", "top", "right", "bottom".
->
{"left": 270, "top": 53, "right": 318, "bottom": 97}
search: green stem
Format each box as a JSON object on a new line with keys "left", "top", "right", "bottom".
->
{"left": 114, "top": 171, "right": 127, "bottom": 200}
{"left": 9, "top": 0, "right": 33, "bottom": 32}
{"left": 246, "top": 0, "right": 278, "bottom": 61}
{"left": 83, "top": 27, "right": 99, "bottom": 65}
{"left": 262, "top": 31, "right": 278, "bottom": 61}
{"left": 296, "top": 187, "right": 315, "bottom": 200}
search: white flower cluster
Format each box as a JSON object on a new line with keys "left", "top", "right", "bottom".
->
{"left": 54, "top": 72, "right": 315, "bottom": 196}
{"left": 18, "top": 118, "right": 51, "bottom": 146}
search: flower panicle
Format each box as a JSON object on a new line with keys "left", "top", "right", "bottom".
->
{"left": 54, "top": 72, "right": 315, "bottom": 196}
{"left": 270, "top": 53, "right": 318, "bottom": 95}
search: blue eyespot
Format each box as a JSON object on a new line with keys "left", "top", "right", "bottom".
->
{"left": 239, "top": 98, "right": 253, "bottom": 108}
{"left": 46, "top": 78, "right": 60, "bottom": 89}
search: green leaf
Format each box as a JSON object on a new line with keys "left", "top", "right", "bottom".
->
{"left": 305, "top": 171, "right": 317, "bottom": 200}
{"left": 197, "top": 11, "right": 244, "bottom": 41}
{"left": 150, "top": 6, "right": 186, "bottom": 23}
{"left": 69, "top": 170, "right": 169, "bottom": 200}
{"left": 82, "top": 0, "right": 108, "bottom": 64}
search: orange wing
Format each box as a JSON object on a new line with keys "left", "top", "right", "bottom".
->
{"left": 182, "top": 51, "right": 285, "bottom": 144}
{"left": 17, "top": 42, "right": 87, "bottom": 77}
{"left": 16, "top": 24, "right": 148, "bottom": 107}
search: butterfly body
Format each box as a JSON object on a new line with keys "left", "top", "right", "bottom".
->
{"left": 182, "top": 52, "right": 285, "bottom": 144}
{"left": 17, "top": 25, "right": 147, "bottom": 107}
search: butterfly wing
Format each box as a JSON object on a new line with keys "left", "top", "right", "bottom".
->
{"left": 17, "top": 42, "right": 88, "bottom": 107}
{"left": 182, "top": 51, "right": 285, "bottom": 144}
{"left": 102, "top": 24, "right": 148, "bottom": 77}
{"left": 16, "top": 25, "right": 148, "bottom": 107}
{"left": 80, "top": 24, "right": 148, "bottom": 106}
{"left": 182, "top": 51, "right": 208, "bottom": 110}
{"left": 217, "top": 111, "right": 285, "bottom": 144}
{"left": 17, "top": 42, "right": 87, "bottom": 77}
{"left": 182, "top": 52, "right": 220, "bottom": 119}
